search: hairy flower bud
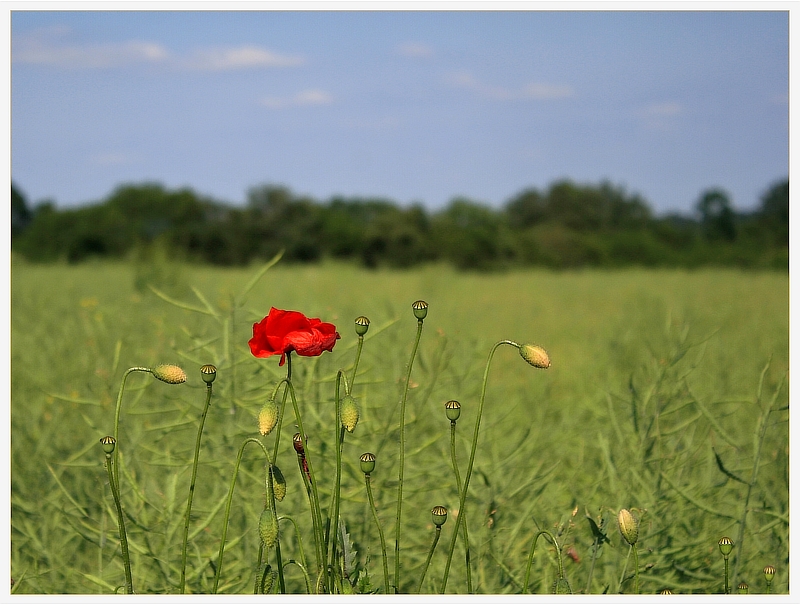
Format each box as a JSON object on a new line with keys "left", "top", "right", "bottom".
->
{"left": 360, "top": 452, "right": 376, "bottom": 475}
{"left": 354, "top": 316, "right": 370, "bottom": 337}
{"left": 431, "top": 505, "right": 448, "bottom": 528}
{"left": 151, "top": 364, "right": 187, "bottom": 384}
{"left": 552, "top": 578, "right": 573, "bottom": 594}
{"left": 270, "top": 465, "right": 287, "bottom": 502}
{"left": 412, "top": 300, "right": 428, "bottom": 320}
{"left": 518, "top": 344, "right": 551, "bottom": 369}
{"left": 258, "top": 507, "right": 279, "bottom": 549}
{"left": 340, "top": 395, "right": 360, "bottom": 433}
{"left": 258, "top": 397, "right": 279, "bottom": 436}
{"left": 200, "top": 364, "right": 217, "bottom": 384}
{"left": 617, "top": 508, "right": 639, "bottom": 545}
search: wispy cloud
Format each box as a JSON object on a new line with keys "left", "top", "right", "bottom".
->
{"left": 89, "top": 152, "right": 137, "bottom": 166}
{"left": 13, "top": 28, "right": 303, "bottom": 71}
{"left": 448, "top": 70, "right": 574, "bottom": 101}
{"left": 260, "top": 89, "right": 334, "bottom": 109}
{"left": 397, "top": 41, "right": 433, "bottom": 58}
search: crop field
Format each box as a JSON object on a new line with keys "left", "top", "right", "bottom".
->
{"left": 10, "top": 256, "right": 788, "bottom": 594}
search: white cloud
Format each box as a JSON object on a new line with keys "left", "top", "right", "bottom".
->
{"left": 261, "top": 89, "right": 334, "bottom": 109}
{"left": 185, "top": 46, "right": 305, "bottom": 71}
{"left": 397, "top": 42, "right": 433, "bottom": 58}
{"left": 448, "top": 71, "right": 574, "bottom": 101}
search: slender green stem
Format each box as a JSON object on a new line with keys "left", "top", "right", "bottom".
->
{"left": 619, "top": 544, "right": 632, "bottom": 594}
{"left": 364, "top": 474, "right": 390, "bottom": 594}
{"left": 105, "top": 455, "right": 133, "bottom": 594}
{"left": 212, "top": 437, "right": 270, "bottom": 593}
{"left": 522, "top": 529, "right": 561, "bottom": 593}
{"left": 327, "top": 371, "right": 347, "bottom": 592}
{"left": 448, "top": 421, "right": 473, "bottom": 592}
{"left": 254, "top": 544, "right": 265, "bottom": 594}
{"left": 417, "top": 527, "right": 442, "bottom": 593}
{"left": 112, "top": 367, "right": 149, "bottom": 488}
{"left": 282, "top": 559, "right": 312, "bottom": 594}
{"left": 179, "top": 383, "right": 214, "bottom": 593}
{"left": 394, "top": 318, "right": 425, "bottom": 593}
{"left": 285, "top": 354, "right": 327, "bottom": 591}
{"left": 441, "top": 340, "right": 516, "bottom": 593}
{"left": 349, "top": 335, "right": 364, "bottom": 393}
{"left": 265, "top": 463, "right": 287, "bottom": 594}
{"left": 280, "top": 516, "right": 311, "bottom": 593}
{"left": 723, "top": 556, "right": 730, "bottom": 594}
{"left": 632, "top": 543, "right": 639, "bottom": 594}
{"left": 585, "top": 537, "right": 600, "bottom": 594}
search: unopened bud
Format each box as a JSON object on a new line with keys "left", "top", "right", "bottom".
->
{"left": 617, "top": 509, "right": 639, "bottom": 545}
{"left": 340, "top": 395, "right": 360, "bottom": 433}
{"left": 151, "top": 364, "right": 187, "bottom": 384}
{"left": 518, "top": 344, "right": 551, "bottom": 369}
{"left": 270, "top": 465, "right": 286, "bottom": 502}
{"left": 258, "top": 507, "right": 279, "bottom": 549}
{"left": 552, "top": 578, "right": 572, "bottom": 594}
{"left": 258, "top": 397, "right": 279, "bottom": 436}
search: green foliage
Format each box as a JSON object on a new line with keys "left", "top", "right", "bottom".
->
{"left": 10, "top": 260, "right": 788, "bottom": 593}
{"left": 11, "top": 178, "right": 789, "bottom": 270}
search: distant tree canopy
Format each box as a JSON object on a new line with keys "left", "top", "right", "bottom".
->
{"left": 10, "top": 178, "right": 788, "bottom": 270}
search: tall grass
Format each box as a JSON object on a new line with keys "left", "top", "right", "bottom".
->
{"left": 10, "top": 257, "right": 788, "bottom": 593}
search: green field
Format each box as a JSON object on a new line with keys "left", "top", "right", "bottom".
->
{"left": 10, "top": 257, "right": 789, "bottom": 594}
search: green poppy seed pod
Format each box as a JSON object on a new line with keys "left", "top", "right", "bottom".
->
{"left": 617, "top": 508, "right": 639, "bottom": 545}
{"left": 360, "top": 452, "right": 376, "bottom": 475}
{"left": 445, "top": 400, "right": 461, "bottom": 422}
{"left": 354, "top": 315, "right": 370, "bottom": 336}
{"left": 100, "top": 435, "right": 116, "bottom": 455}
{"left": 737, "top": 582, "right": 749, "bottom": 594}
{"left": 660, "top": 589, "right": 673, "bottom": 595}
{"left": 258, "top": 507, "right": 279, "bottom": 549}
{"left": 200, "top": 364, "right": 217, "bottom": 384}
{"left": 718, "top": 536, "right": 734, "bottom": 557}
{"left": 764, "top": 565, "right": 776, "bottom": 582}
{"left": 412, "top": 300, "right": 428, "bottom": 320}
{"left": 552, "top": 578, "right": 573, "bottom": 594}
{"left": 340, "top": 395, "right": 360, "bottom": 433}
{"left": 431, "top": 505, "right": 448, "bottom": 527}
{"left": 258, "top": 397, "right": 279, "bottom": 436}
{"left": 151, "top": 364, "right": 187, "bottom": 384}
{"left": 270, "top": 465, "right": 287, "bottom": 502}
{"left": 518, "top": 344, "right": 551, "bottom": 369}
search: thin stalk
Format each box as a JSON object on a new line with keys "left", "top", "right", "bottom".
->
{"left": 349, "top": 335, "right": 364, "bottom": 393}
{"left": 112, "top": 367, "right": 150, "bottom": 488}
{"left": 179, "top": 382, "right": 214, "bottom": 593}
{"left": 364, "top": 473, "right": 390, "bottom": 594}
{"left": 585, "top": 537, "right": 600, "bottom": 594}
{"left": 618, "top": 544, "right": 632, "bottom": 594}
{"left": 723, "top": 556, "right": 730, "bottom": 594}
{"left": 327, "top": 371, "right": 347, "bottom": 592}
{"left": 265, "top": 464, "right": 287, "bottom": 594}
{"left": 280, "top": 516, "right": 312, "bottom": 593}
{"left": 394, "top": 318, "right": 425, "bottom": 592}
{"left": 441, "top": 340, "right": 516, "bottom": 593}
{"left": 105, "top": 455, "right": 133, "bottom": 594}
{"left": 417, "top": 527, "right": 442, "bottom": 593}
{"left": 254, "top": 544, "right": 264, "bottom": 594}
{"left": 632, "top": 543, "right": 639, "bottom": 594}
{"left": 448, "top": 421, "right": 472, "bottom": 592}
{"left": 212, "top": 437, "right": 270, "bottom": 593}
{"left": 522, "top": 529, "right": 562, "bottom": 594}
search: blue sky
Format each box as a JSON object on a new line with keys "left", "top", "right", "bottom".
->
{"left": 10, "top": 9, "right": 789, "bottom": 215}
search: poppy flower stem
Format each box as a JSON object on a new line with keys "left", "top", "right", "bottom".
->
{"left": 440, "top": 340, "right": 517, "bottom": 593}
{"left": 394, "top": 316, "right": 425, "bottom": 593}
{"left": 349, "top": 334, "right": 364, "bottom": 394}
{"left": 212, "top": 437, "right": 271, "bottom": 594}
{"left": 417, "top": 525, "right": 442, "bottom": 593}
{"left": 285, "top": 353, "right": 327, "bottom": 591}
{"left": 448, "top": 420, "right": 473, "bottom": 593}
{"left": 522, "top": 529, "right": 564, "bottom": 593}
{"left": 111, "top": 367, "right": 150, "bottom": 490}
{"left": 179, "top": 380, "right": 214, "bottom": 594}
{"left": 363, "top": 471, "right": 390, "bottom": 594}
{"left": 326, "top": 371, "right": 348, "bottom": 592}
{"left": 103, "top": 450, "right": 134, "bottom": 594}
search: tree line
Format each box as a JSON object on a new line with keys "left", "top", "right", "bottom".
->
{"left": 11, "top": 178, "right": 788, "bottom": 270}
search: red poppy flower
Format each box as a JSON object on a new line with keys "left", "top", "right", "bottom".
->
{"left": 249, "top": 307, "right": 340, "bottom": 366}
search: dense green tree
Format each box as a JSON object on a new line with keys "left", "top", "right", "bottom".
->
{"left": 696, "top": 188, "right": 737, "bottom": 242}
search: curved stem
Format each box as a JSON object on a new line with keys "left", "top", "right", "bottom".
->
{"left": 112, "top": 367, "right": 150, "bottom": 489}
{"left": 179, "top": 383, "right": 214, "bottom": 593}
{"left": 265, "top": 464, "right": 286, "bottom": 594}
{"left": 449, "top": 421, "right": 472, "bottom": 593}
{"left": 394, "top": 318, "right": 425, "bottom": 592}
{"left": 280, "top": 516, "right": 311, "bottom": 593}
{"left": 417, "top": 527, "right": 442, "bottom": 593}
{"left": 522, "top": 529, "right": 560, "bottom": 594}
{"left": 364, "top": 474, "right": 390, "bottom": 594}
{"left": 441, "top": 340, "right": 517, "bottom": 593}
{"left": 212, "top": 437, "right": 270, "bottom": 593}
{"left": 105, "top": 455, "right": 133, "bottom": 594}
{"left": 349, "top": 335, "right": 364, "bottom": 394}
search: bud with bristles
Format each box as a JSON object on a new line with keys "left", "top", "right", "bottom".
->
{"left": 258, "top": 507, "right": 279, "bottom": 549}
{"left": 360, "top": 452, "right": 376, "bottom": 475}
{"left": 445, "top": 400, "right": 461, "bottom": 422}
{"left": 258, "top": 397, "right": 279, "bottom": 436}
{"left": 100, "top": 435, "right": 116, "bottom": 455}
{"left": 552, "top": 577, "right": 573, "bottom": 594}
{"left": 518, "top": 344, "right": 551, "bottom": 369}
{"left": 412, "top": 300, "right": 428, "bottom": 320}
{"left": 340, "top": 395, "right": 360, "bottom": 433}
{"left": 270, "top": 465, "right": 287, "bottom": 502}
{"left": 260, "top": 564, "right": 275, "bottom": 594}
{"left": 431, "top": 505, "right": 448, "bottom": 527}
{"left": 617, "top": 508, "right": 639, "bottom": 545}
{"left": 200, "top": 364, "right": 217, "bottom": 384}
{"left": 151, "top": 364, "right": 187, "bottom": 384}
{"left": 355, "top": 316, "right": 370, "bottom": 336}
{"left": 718, "top": 536, "right": 734, "bottom": 557}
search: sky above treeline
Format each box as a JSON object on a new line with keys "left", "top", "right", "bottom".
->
{"left": 10, "top": 9, "right": 789, "bottom": 215}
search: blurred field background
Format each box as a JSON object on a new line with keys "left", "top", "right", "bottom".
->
{"left": 10, "top": 256, "right": 788, "bottom": 594}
